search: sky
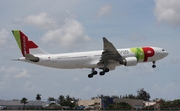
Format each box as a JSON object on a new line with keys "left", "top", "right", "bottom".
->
{"left": 0, "top": 0, "right": 180, "bottom": 101}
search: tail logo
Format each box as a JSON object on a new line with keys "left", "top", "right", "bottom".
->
{"left": 12, "top": 30, "right": 38, "bottom": 56}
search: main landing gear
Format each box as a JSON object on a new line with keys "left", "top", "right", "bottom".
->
{"left": 99, "top": 68, "right": 109, "bottom": 76}
{"left": 88, "top": 68, "right": 109, "bottom": 78}
{"left": 88, "top": 68, "right": 97, "bottom": 78}
{"left": 152, "top": 61, "right": 156, "bottom": 68}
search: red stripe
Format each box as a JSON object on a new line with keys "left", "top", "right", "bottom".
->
{"left": 142, "top": 47, "right": 155, "bottom": 62}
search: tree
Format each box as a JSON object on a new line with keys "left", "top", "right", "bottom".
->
{"left": 21, "top": 97, "right": 28, "bottom": 110}
{"left": 47, "top": 103, "right": 62, "bottom": 110}
{"left": 111, "top": 95, "right": 119, "bottom": 99}
{"left": 48, "top": 97, "right": 55, "bottom": 101}
{"left": 107, "top": 104, "right": 114, "bottom": 110}
{"left": 66, "top": 95, "right": 71, "bottom": 101}
{"left": 36, "top": 94, "right": 41, "bottom": 101}
{"left": 91, "top": 94, "right": 111, "bottom": 100}
{"left": 58, "top": 95, "right": 65, "bottom": 105}
{"left": 58, "top": 95, "right": 78, "bottom": 109}
{"left": 136, "top": 88, "right": 150, "bottom": 101}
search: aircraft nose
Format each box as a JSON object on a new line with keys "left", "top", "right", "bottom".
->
{"left": 163, "top": 51, "right": 169, "bottom": 58}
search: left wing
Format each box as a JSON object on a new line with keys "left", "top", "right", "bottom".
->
{"left": 98, "top": 37, "right": 123, "bottom": 64}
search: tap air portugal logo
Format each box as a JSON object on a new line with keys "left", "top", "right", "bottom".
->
{"left": 12, "top": 30, "right": 38, "bottom": 57}
{"left": 130, "top": 47, "right": 155, "bottom": 62}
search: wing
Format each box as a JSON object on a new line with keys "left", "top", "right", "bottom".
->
{"left": 98, "top": 37, "right": 123, "bottom": 64}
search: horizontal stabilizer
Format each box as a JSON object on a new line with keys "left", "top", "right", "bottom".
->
{"left": 11, "top": 59, "right": 19, "bottom": 61}
{"left": 25, "top": 54, "right": 39, "bottom": 62}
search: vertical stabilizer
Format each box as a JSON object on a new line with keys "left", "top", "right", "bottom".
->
{"left": 12, "top": 30, "right": 48, "bottom": 56}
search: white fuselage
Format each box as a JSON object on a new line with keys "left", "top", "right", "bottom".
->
{"left": 18, "top": 47, "right": 168, "bottom": 70}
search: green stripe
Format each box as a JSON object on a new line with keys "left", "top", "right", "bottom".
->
{"left": 137, "top": 48, "right": 144, "bottom": 60}
{"left": 12, "top": 30, "right": 22, "bottom": 51}
{"left": 130, "top": 47, "right": 144, "bottom": 61}
{"left": 130, "top": 47, "right": 138, "bottom": 58}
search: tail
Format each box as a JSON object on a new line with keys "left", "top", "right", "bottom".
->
{"left": 12, "top": 30, "right": 48, "bottom": 57}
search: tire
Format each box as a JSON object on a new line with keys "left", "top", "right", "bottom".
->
{"left": 152, "top": 65, "right": 156, "bottom": 68}
{"left": 99, "top": 71, "right": 105, "bottom": 76}
{"left": 88, "top": 74, "right": 93, "bottom": 78}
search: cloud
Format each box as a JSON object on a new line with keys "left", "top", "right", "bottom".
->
{"left": 23, "top": 81, "right": 37, "bottom": 92}
{"left": 0, "top": 66, "right": 31, "bottom": 90}
{"left": 0, "top": 66, "right": 30, "bottom": 79}
{"left": 41, "top": 18, "right": 90, "bottom": 49}
{"left": 22, "top": 12, "right": 57, "bottom": 29}
{"left": 154, "top": 0, "right": 180, "bottom": 27}
{"left": 73, "top": 77, "right": 80, "bottom": 82}
{"left": 0, "top": 66, "right": 18, "bottom": 74}
{"left": 21, "top": 11, "right": 90, "bottom": 50}
{"left": 0, "top": 28, "right": 11, "bottom": 50}
{"left": 14, "top": 69, "right": 31, "bottom": 79}
{"left": 96, "top": 4, "right": 112, "bottom": 17}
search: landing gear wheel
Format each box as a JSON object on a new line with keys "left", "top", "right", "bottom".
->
{"left": 152, "top": 65, "right": 156, "bottom": 68}
{"left": 88, "top": 68, "right": 98, "bottom": 78}
{"left": 99, "top": 71, "right": 105, "bottom": 76}
{"left": 152, "top": 61, "right": 156, "bottom": 68}
{"left": 88, "top": 74, "right": 93, "bottom": 78}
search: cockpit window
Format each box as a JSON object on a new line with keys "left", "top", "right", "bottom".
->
{"left": 162, "top": 49, "right": 165, "bottom": 51}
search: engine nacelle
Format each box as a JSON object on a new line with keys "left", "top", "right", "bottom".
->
{"left": 119, "top": 57, "right": 137, "bottom": 66}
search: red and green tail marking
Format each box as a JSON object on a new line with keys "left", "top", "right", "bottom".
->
{"left": 12, "top": 30, "right": 38, "bottom": 57}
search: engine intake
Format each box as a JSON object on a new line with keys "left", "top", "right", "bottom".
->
{"left": 119, "top": 57, "right": 137, "bottom": 66}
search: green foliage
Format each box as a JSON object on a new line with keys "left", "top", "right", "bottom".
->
{"left": 91, "top": 88, "right": 150, "bottom": 101}
{"left": 21, "top": 97, "right": 28, "bottom": 104}
{"left": 58, "top": 95, "right": 78, "bottom": 109}
{"left": 21, "top": 97, "right": 28, "bottom": 110}
{"left": 36, "top": 94, "right": 41, "bottom": 101}
{"left": 107, "top": 104, "right": 114, "bottom": 110}
{"left": 48, "top": 97, "right": 56, "bottom": 101}
{"left": 136, "top": 88, "right": 150, "bottom": 101}
{"left": 46, "top": 103, "right": 61, "bottom": 110}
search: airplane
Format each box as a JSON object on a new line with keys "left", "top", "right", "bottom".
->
{"left": 12, "top": 30, "right": 168, "bottom": 78}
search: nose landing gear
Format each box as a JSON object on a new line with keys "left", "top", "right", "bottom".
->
{"left": 152, "top": 61, "right": 156, "bottom": 68}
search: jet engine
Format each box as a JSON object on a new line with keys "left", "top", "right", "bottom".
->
{"left": 119, "top": 57, "right": 137, "bottom": 66}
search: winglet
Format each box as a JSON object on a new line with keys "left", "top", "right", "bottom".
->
{"left": 12, "top": 30, "right": 48, "bottom": 56}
